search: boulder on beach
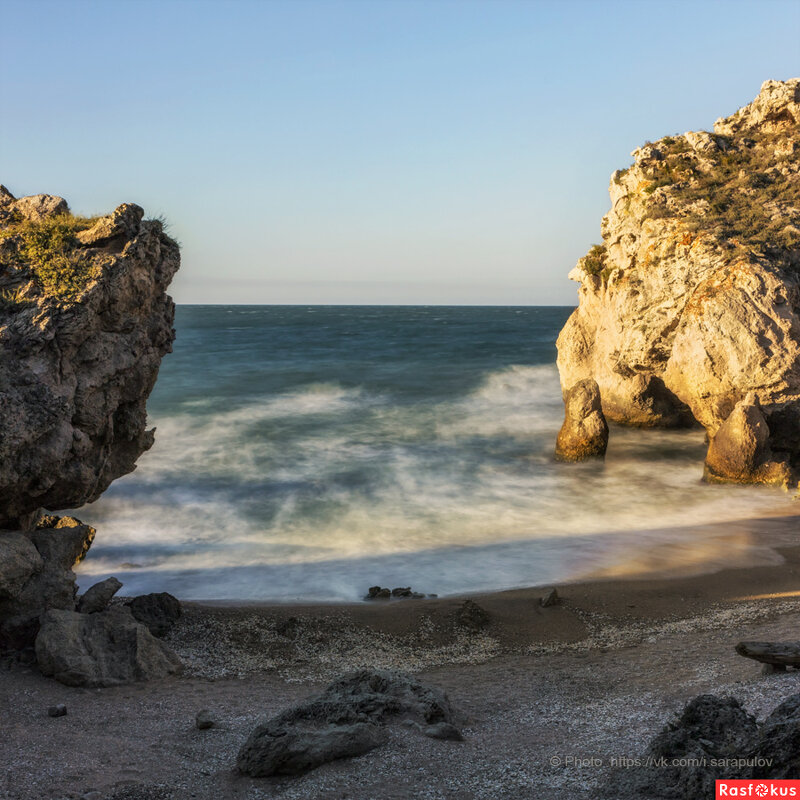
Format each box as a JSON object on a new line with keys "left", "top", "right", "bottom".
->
{"left": 603, "top": 692, "right": 800, "bottom": 797}
{"left": 750, "top": 693, "right": 800, "bottom": 778}
{"left": 237, "top": 668, "right": 459, "bottom": 777}
{"left": 127, "top": 592, "right": 182, "bottom": 637}
{"left": 0, "top": 186, "right": 179, "bottom": 528}
{"left": 455, "top": 599, "right": 490, "bottom": 631}
{"left": 35, "top": 605, "right": 183, "bottom": 687}
{"left": 556, "top": 79, "right": 800, "bottom": 484}
{"left": 0, "top": 515, "right": 96, "bottom": 650}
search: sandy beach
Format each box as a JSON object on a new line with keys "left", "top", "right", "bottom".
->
{"left": 3, "top": 510, "right": 800, "bottom": 800}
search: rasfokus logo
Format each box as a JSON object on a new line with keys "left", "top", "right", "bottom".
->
{"left": 717, "top": 780, "right": 800, "bottom": 798}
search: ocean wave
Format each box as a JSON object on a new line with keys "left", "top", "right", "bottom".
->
{"left": 75, "top": 362, "right": 789, "bottom": 601}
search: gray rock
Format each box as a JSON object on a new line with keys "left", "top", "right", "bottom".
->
{"left": 603, "top": 694, "right": 759, "bottom": 798}
{"left": 423, "top": 722, "right": 464, "bottom": 741}
{"left": 127, "top": 592, "right": 181, "bottom": 637}
{"left": 77, "top": 577, "right": 123, "bottom": 614}
{"left": 456, "top": 599, "right": 490, "bottom": 631}
{"left": 750, "top": 693, "right": 800, "bottom": 778}
{"left": 0, "top": 613, "right": 41, "bottom": 651}
{"left": 0, "top": 533, "right": 42, "bottom": 600}
{"left": 541, "top": 588, "right": 560, "bottom": 607}
{"left": 0, "top": 517, "right": 97, "bottom": 650}
{"left": 35, "top": 606, "right": 182, "bottom": 687}
{"left": 76, "top": 203, "right": 144, "bottom": 247}
{"left": 705, "top": 396, "right": 791, "bottom": 484}
{"left": 238, "top": 722, "right": 384, "bottom": 777}
{"left": 9, "top": 193, "right": 69, "bottom": 221}
{"left": 195, "top": 709, "right": 216, "bottom": 730}
{"left": 237, "top": 668, "right": 456, "bottom": 777}
{"left": 31, "top": 516, "right": 96, "bottom": 567}
{"left": 47, "top": 704, "right": 67, "bottom": 717}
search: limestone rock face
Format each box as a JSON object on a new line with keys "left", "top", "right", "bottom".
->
{"left": 0, "top": 187, "right": 179, "bottom": 526}
{"left": 704, "top": 395, "right": 791, "bottom": 484}
{"left": 555, "top": 378, "right": 609, "bottom": 462}
{"left": 556, "top": 79, "right": 800, "bottom": 483}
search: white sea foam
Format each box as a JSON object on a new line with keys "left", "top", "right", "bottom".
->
{"left": 75, "top": 366, "right": 792, "bottom": 601}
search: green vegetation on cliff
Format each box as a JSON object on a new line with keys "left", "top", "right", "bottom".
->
{"left": 641, "top": 129, "right": 800, "bottom": 261}
{"left": 0, "top": 213, "right": 99, "bottom": 301}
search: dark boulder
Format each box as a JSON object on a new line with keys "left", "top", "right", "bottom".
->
{"left": 750, "top": 694, "right": 800, "bottom": 778}
{"left": 238, "top": 722, "right": 384, "bottom": 777}
{"left": 237, "top": 669, "right": 459, "bottom": 777}
{"left": 603, "top": 695, "right": 758, "bottom": 799}
{"left": 127, "top": 592, "right": 182, "bottom": 637}
{"left": 77, "top": 576, "right": 122, "bottom": 614}
{"left": 456, "top": 599, "right": 490, "bottom": 631}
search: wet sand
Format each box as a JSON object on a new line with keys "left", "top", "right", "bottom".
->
{"left": 2, "top": 511, "right": 800, "bottom": 799}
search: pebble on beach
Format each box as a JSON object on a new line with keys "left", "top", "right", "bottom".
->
{"left": 195, "top": 709, "right": 216, "bottom": 730}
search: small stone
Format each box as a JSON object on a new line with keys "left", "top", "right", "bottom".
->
{"left": 391, "top": 587, "right": 412, "bottom": 597}
{"left": 48, "top": 704, "right": 67, "bottom": 717}
{"left": 541, "top": 588, "right": 560, "bottom": 607}
{"left": 195, "top": 709, "right": 216, "bottom": 730}
{"left": 456, "top": 599, "right": 490, "bottom": 631}
{"left": 423, "top": 722, "right": 464, "bottom": 741}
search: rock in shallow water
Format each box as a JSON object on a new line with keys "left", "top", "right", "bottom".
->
{"left": 555, "top": 378, "right": 608, "bottom": 462}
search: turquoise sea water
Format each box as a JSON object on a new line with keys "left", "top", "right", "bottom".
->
{"left": 74, "top": 306, "right": 787, "bottom": 601}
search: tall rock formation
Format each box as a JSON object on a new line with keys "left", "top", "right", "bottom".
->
{"left": 556, "top": 79, "right": 800, "bottom": 484}
{"left": 0, "top": 187, "right": 179, "bottom": 526}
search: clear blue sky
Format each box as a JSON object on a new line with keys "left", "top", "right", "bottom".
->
{"left": 1, "top": 0, "right": 798, "bottom": 304}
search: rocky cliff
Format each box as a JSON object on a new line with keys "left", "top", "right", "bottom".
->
{"left": 556, "top": 79, "right": 800, "bottom": 484}
{"left": 0, "top": 187, "right": 179, "bottom": 526}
